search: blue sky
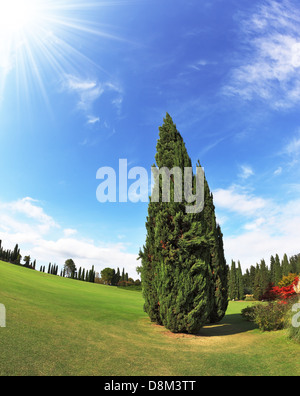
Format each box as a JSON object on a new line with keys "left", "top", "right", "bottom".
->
{"left": 1, "top": 0, "right": 300, "bottom": 277}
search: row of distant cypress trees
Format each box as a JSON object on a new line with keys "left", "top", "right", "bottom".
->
{"left": 139, "top": 114, "right": 228, "bottom": 334}
{"left": 229, "top": 253, "right": 300, "bottom": 300}
{"left": 0, "top": 240, "right": 22, "bottom": 265}
{"left": 72, "top": 265, "right": 96, "bottom": 283}
{"left": 39, "top": 263, "right": 59, "bottom": 275}
{"left": 39, "top": 262, "right": 96, "bottom": 282}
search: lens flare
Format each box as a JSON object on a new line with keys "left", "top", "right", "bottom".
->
{"left": 0, "top": 0, "right": 124, "bottom": 107}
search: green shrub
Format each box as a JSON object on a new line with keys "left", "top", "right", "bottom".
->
{"left": 241, "top": 306, "right": 256, "bottom": 322}
{"left": 241, "top": 302, "right": 288, "bottom": 332}
{"left": 253, "top": 302, "right": 287, "bottom": 331}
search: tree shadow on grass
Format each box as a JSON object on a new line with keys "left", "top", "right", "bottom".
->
{"left": 197, "top": 314, "right": 257, "bottom": 337}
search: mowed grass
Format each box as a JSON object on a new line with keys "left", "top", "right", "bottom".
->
{"left": 0, "top": 260, "right": 299, "bottom": 376}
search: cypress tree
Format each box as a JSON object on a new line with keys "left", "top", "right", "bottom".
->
{"left": 203, "top": 180, "right": 228, "bottom": 322}
{"left": 260, "top": 259, "right": 269, "bottom": 295}
{"left": 282, "top": 253, "right": 290, "bottom": 277}
{"left": 139, "top": 113, "right": 227, "bottom": 334}
{"left": 253, "top": 264, "right": 261, "bottom": 300}
{"left": 270, "top": 255, "right": 276, "bottom": 284}
{"left": 274, "top": 254, "right": 282, "bottom": 285}
{"left": 237, "top": 261, "right": 244, "bottom": 300}
{"left": 228, "top": 260, "right": 237, "bottom": 300}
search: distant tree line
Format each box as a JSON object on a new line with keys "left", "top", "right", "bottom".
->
{"left": 228, "top": 253, "right": 300, "bottom": 301}
{"left": 59, "top": 259, "right": 96, "bottom": 283}
{"left": 39, "top": 263, "right": 58, "bottom": 275}
{"left": 0, "top": 239, "right": 134, "bottom": 286}
{"left": 97, "top": 267, "right": 141, "bottom": 287}
{"left": 0, "top": 240, "right": 37, "bottom": 269}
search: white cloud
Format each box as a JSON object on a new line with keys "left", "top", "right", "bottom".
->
{"left": 239, "top": 165, "right": 254, "bottom": 179}
{"left": 284, "top": 135, "right": 300, "bottom": 155}
{"left": 0, "top": 197, "right": 59, "bottom": 234}
{"left": 32, "top": 238, "right": 138, "bottom": 278}
{"left": 64, "top": 76, "right": 98, "bottom": 92}
{"left": 87, "top": 116, "right": 100, "bottom": 125}
{"left": 213, "top": 186, "right": 268, "bottom": 216}
{"left": 213, "top": 184, "right": 300, "bottom": 271}
{"left": 63, "top": 228, "right": 78, "bottom": 237}
{"left": 224, "top": 0, "right": 300, "bottom": 108}
{"left": 62, "top": 74, "right": 124, "bottom": 124}
{"left": 0, "top": 197, "right": 139, "bottom": 278}
{"left": 279, "top": 131, "right": 300, "bottom": 168}
{"left": 274, "top": 167, "right": 283, "bottom": 175}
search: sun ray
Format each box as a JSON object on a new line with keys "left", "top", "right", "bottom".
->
{"left": 0, "top": 0, "right": 129, "bottom": 109}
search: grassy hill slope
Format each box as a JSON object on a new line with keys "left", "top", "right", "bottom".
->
{"left": 0, "top": 260, "right": 299, "bottom": 376}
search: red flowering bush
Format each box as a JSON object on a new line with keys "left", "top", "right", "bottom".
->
{"left": 262, "top": 276, "right": 299, "bottom": 302}
{"left": 242, "top": 275, "right": 300, "bottom": 333}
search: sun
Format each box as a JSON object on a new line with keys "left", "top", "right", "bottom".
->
{"left": 0, "top": 0, "right": 39, "bottom": 33}
{"left": 0, "top": 0, "right": 124, "bottom": 108}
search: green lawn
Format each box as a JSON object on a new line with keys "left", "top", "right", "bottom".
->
{"left": 0, "top": 260, "right": 299, "bottom": 376}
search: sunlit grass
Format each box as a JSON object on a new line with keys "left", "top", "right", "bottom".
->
{"left": 0, "top": 260, "right": 299, "bottom": 376}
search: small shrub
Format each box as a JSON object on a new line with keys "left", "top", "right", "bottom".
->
{"left": 241, "top": 306, "right": 256, "bottom": 322}
{"left": 253, "top": 302, "right": 287, "bottom": 332}
{"left": 241, "top": 302, "right": 289, "bottom": 331}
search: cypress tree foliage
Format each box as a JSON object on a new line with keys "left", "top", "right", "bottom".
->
{"left": 281, "top": 253, "right": 290, "bottom": 277}
{"left": 237, "top": 261, "right": 244, "bottom": 300}
{"left": 270, "top": 255, "right": 276, "bottom": 285}
{"left": 228, "top": 260, "right": 237, "bottom": 300}
{"left": 139, "top": 113, "right": 227, "bottom": 334}
{"left": 274, "top": 254, "right": 282, "bottom": 286}
{"left": 203, "top": 177, "right": 228, "bottom": 322}
{"left": 253, "top": 264, "right": 261, "bottom": 300}
{"left": 290, "top": 254, "right": 300, "bottom": 274}
{"left": 260, "top": 259, "right": 270, "bottom": 294}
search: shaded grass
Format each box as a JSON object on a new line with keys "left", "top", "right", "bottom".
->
{"left": 0, "top": 261, "right": 299, "bottom": 376}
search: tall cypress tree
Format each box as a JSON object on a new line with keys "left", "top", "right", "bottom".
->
{"left": 228, "top": 260, "right": 237, "bottom": 300}
{"left": 282, "top": 253, "right": 290, "bottom": 277}
{"left": 274, "top": 254, "right": 282, "bottom": 286}
{"left": 237, "top": 261, "right": 244, "bottom": 300}
{"left": 139, "top": 113, "right": 227, "bottom": 334}
{"left": 202, "top": 175, "right": 228, "bottom": 322}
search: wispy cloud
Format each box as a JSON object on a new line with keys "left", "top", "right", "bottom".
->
{"left": 87, "top": 115, "right": 100, "bottom": 125}
{"left": 279, "top": 130, "right": 300, "bottom": 168}
{"left": 274, "top": 167, "right": 283, "bottom": 176}
{"left": 284, "top": 134, "right": 300, "bottom": 156}
{"left": 188, "top": 59, "right": 217, "bottom": 71}
{"left": 213, "top": 184, "right": 300, "bottom": 270}
{"left": 223, "top": 0, "right": 300, "bottom": 109}
{"left": 238, "top": 165, "right": 254, "bottom": 180}
{"left": 62, "top": 74, "right": 123, "bottom": 125}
